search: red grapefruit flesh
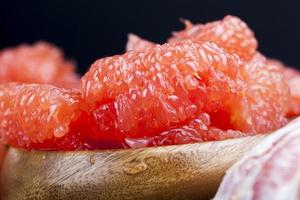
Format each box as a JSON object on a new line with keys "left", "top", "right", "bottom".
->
{"left": 168, "top": 15, "right": 257, "bottom": 60}
{"left": 0, "top": 83, "right": 82, "bottom": 148}
{"left": 0, "top": 42, "right": 80, "bottom": 88}
{"left": 0, "top": 42, "right": 289, "bottom": 150}
{"left": 82, "top": 40, "right": 242, "bottom": 138}
{"left": 82, "top": 40, "right": 288, "bottom": 148}
{"left": 0, "top": 83, "right": 126, "bottom": 150}
{"left": 267, "top": 59, "right": 300, "bottom": 117}
{"left": 235, "top": 53, "right": 289, "bottom": 133}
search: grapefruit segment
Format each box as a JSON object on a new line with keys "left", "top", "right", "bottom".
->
{"left": 0, "top": 42, "right": 80, "bottom": 88}
{"left": 168, "top": 16, "right": 257, "bottom": 60}
{"left": 0, "top": 83, "right": 82, "bottom": 148}
{"left": 267, "top": 59, "right": 300, "bottom": 117}
{"left": 82, "top": 40, "right": 243, "bottom": 138}
{"left": 234, "top": 53, "right": 289, "bottom": 133}
{"left": 82, "top": 40, "right": 288, "bottom": 148}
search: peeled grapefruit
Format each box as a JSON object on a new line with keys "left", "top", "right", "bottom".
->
{"left": 0, "top": 42, "right": 80, "bottom": 88}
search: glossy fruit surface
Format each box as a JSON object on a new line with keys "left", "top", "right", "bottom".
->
{"left": 0, "top": 83, "right": 82, "bottom": 149}
{"left": 0, "top": 21, "right": 290, "bottom": 150}
{"left": 81, "top": 40, "right": 287, "bottom": 149}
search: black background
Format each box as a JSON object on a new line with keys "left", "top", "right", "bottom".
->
{"left": 1, "top": 0, "right": 300, "bottom": 74}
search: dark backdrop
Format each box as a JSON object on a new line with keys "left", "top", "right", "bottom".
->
{"left": 1, "top": 0, "right": 300, "bottom": 74}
